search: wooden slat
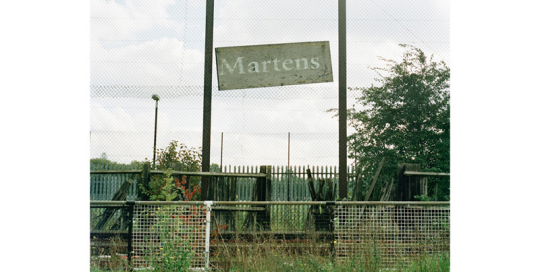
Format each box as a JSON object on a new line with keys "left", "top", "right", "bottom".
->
{"left": 94, "top": 173, "right": 137, "bottom": 230}
{"left": 212, "top": 206, "right": 265, "bottom": 211}
{"left": 90, "top": 165, "right": 94, "bottom": 200}
{"left": 404, "top": 171, "right": 450, "bottom": 177}
{"left": 90, "top": 169, "right": 265, "bottom": 178}
{"left": 364, "top": 158, "right": 385, "bottom": 201}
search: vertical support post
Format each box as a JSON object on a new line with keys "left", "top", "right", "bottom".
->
{"left": 397, "top": 164, "right": 407, "bottom": 201}
{"left": 152, "top": 97, "right": 159, "bottom": 170}
{"left": 397, "top": 163, "right": 420, "bottom": 201}
{"left": 256, "top": 166, "right": 271, "bottom": 230}
{"left": 266, "top": 165, "right": 272, "bottom": 202}
{"left": 288, "top": 132, "right": 290, "bottom": 201}
{"left": 126, "top": 201, "right": 135, "bottom": 268}
{"left": 328, "top": 202, "right": 336, "bottom": 261}
{"left": 201, "top": 0, "right": 215, "bottom": 201}
{"left": 138, "top": 162, "right": 150, "bottom": 201}
{"left": 354, "top": 137, "right": 357, "bottom": 169}
{"left": 204, "top": 201, "right": 213, "bottom": 270}
{"left": 338, "top": 0, "right": 347, "bottom": 200}
{"left": 220, "top": 132, "right": 223, "bottom": 172}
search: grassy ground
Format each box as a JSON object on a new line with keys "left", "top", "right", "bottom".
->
{"left": 90, "top": 252, "right": 449, "bottom": 272}
{"left": 91, "top": 235, "right": 449, "bottom": 272}
{"left": 215, "top": 250, "right": 449, "bottom": 272}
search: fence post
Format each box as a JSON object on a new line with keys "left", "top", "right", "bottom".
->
{"left": 328, "top": 201, "right": 336, "bottom": 262}
{"left": 265, "top": 165, "right": 272, "bottom": 202}
{"left": 397, "top": 163, "right": 420, "bottom": 201}
{"left": 204, "top": 201, "right": 213, "bottom": 271}
{"left": 126, "top": 200, "right": 135, "bottom": 269}
{"left": 138, "top": 162, "right": 150, "bottom": 201}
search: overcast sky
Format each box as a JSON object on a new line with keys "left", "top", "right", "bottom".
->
{"left": 6, "top": 1, "right": 540, "bottom": 269}
{"left": 90, "top": 0, "right": 450, "bottom": 166}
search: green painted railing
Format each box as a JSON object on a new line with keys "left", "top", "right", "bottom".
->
{"left": 90, "top": 164, "right": 359, "bottom": 201}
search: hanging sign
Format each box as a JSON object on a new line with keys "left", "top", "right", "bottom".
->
{"left": 215, "top": 41, "right": 333, "bottom": 90}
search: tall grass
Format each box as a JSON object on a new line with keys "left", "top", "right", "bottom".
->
{"left": 210, "top": 221, "right": 450, "bottom": 272}
{"left": 221, "top": 249, "right": 449, "bottom": 272}
{"left": 90, "top": 236, "right": 129, "bottom": 271}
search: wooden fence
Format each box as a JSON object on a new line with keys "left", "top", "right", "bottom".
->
{"left": 90, "top": 164, "right": 141, "bottom": 200}
{"left": 90, "top": 164, "right": 359, "bottom": 201}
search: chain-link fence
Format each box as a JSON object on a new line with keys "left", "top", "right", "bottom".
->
{"left": 90, "top": 0, "right": 450, "bottom": 167}
{"left": 90, "top": 201, "right": 449, "bottom": 270}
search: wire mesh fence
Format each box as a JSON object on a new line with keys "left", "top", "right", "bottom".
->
{"left": 90, "top": 0, "right": 450, "bottom": 167}
{"left": 333, "top": 204, "right": 450, "bottom": 267}
{"left": 132, "top": 204, "right": 208, "bottom": 269}
{"left": 90, "top": 201, "right": 449, "bottom": 270}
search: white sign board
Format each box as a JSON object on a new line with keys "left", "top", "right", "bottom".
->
{"left": 215, "top": 41, "right": 333, "bottom": 90}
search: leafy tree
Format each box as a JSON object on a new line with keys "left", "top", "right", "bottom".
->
{"left": 155, "top": 140, "right": 202, "bottom": 172}
{"left": 90, "top": 152, "right": 146, "bottom": 169}
{"left": 139, "top": 169, "right": 179, "bottom": 201}
{"left": 344, "top": 45, "right": 450, "bottom": 200}
{"left": 90, "top": 157, "right": 115, "bottom": 166}
{"left": 152, "top": 140, "right": 203, "bottom": 201}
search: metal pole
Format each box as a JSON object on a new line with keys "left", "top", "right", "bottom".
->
{"left": 152, "top": 94, "right": 160, "bottom": 170}
{"left": 201, "top": 0, "right": 215, "bottom": 201}
{"left": 126, "top": 201, "right": 135, "bottom": 268}
{"left": 220, "top": 132, "right": 223, "bottom": 172}
{"left": 288, "top": 132, "right": 290, "bottom": 201}
{"left": 204, "top": 201, "right": 213, "bottom": 270}
{"left": 338, "top": 0, "right": 347, "bottom": 200}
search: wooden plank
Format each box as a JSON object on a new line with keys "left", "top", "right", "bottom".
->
{"left": 317, "top": 170, "right": 325, "bottom": 200}
{"left": 94, "top": 173, "right": 138, "bottom": 230}
{"left": 379, "top": 179, "right": 389, "bottom": 201}
{"left": 302, "top": 166, "right": 306, "bottom": 201}
{"left": 106, "top": 165, "right": 112, "bottom": 200}
{"left": 397, "top": 163, "right": 407, "bottom": 201}
{"left": 90, "top": 169, "right": 266, "bottom": 178}
{"left": 385, "top": 178, "right": 394, "bottom": 201}
{"left": 212, "top": 206, "right": 265, "bottom": 211}
{"left": 364, "top": 157, "right": 385, "bottom": 201}
{"left": 98, "top": 164, "right": 103, "bottom": 200}
{"left": 138, "top": 163, "right": 150, "bottom": 201}
{"left": 420, "top": 177, "right": 428, "bottom": 196}
{"left": 397, "top": 163, "right": 421, "bottom": 201}
{"left": 306, "top": 168, "right": 316, "bottom": 200}
{"left": 90, "top": 164, "right": 95, "bottom": 200}
{"left": 91, "top": 169, "right": 142, "bottom": 174}
{"left": 357, "top": 158, "right": 386, "bottom": 217}
{"left": 404, "top": 171, "right": 450, "bottom": 177}
{"left": 266, "top": 165, "right": 272, "bottom": 202}
{"left": 380, "top": 178, "right": 394, "bottom": 201}
{"left": 351, "top": 166, "right": 362, "bottom": 201}
{"left": 408, "top": 164, "right": 421, "bottom": 200}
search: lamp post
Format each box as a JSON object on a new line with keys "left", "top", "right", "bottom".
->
{"left": 152, "top": 94, "right": 160, "bottom": 170}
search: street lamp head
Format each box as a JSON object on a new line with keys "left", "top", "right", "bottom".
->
{"left": 152, "top": 94, "right": 160, "bottom": 101}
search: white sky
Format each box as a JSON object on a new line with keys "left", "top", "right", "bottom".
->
{"left": 5, "top": 1, "right": 540, "bottom": 270}
{"left": 90, "top": 0, "right": 450, "bottom": 166}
